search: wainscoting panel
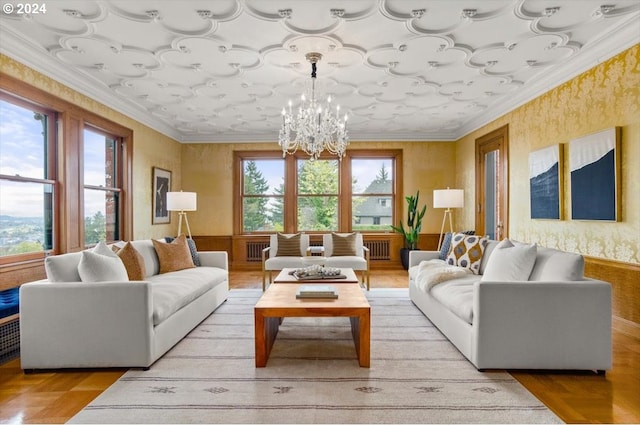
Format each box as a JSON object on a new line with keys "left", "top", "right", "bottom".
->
{"left": 585, "top": 256, "right": 640, "bottom": 336}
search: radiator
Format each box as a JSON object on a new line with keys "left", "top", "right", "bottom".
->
{"left": 0, "top": 317, "right": 19, "bottom": 364}
{"left": 246, "top": 241, "right": 270, "bottom": 262}
{"left": 364, "top": 239, "right": 391, "bottom": 261}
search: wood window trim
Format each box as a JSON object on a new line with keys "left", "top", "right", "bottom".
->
{"left": 233, "top": 149, "right": 402, "bottom": 235}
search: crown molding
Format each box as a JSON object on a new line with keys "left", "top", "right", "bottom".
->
{"left": 0, "top": 27, "right": 182, "bottom": 142}
{"left": 455, "top": 15, "right": 640, "bottom": 140}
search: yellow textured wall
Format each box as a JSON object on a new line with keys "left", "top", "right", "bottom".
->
{"left": 182, "top": 141, "right": 457, "bottom": 235}
{"left": 455, "top": 45, "right": 640, "bottom": 263}
{"left": 0, "top": 54, "right": 183, "bottom": 240}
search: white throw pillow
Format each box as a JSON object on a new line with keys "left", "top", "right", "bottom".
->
{"left": 481, "top": 238, "right": 537, "bottom": 281}
{"left": 92, "top": 240, "right": 119, "bottom": 258}
{"left": 78, "top": 251, "right": 129, "bottom": 282}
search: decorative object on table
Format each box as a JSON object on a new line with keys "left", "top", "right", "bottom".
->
{"left": 279, "top": 52, "right": 349, "bottom": 161}
{"left": 295, "top": 284, "right": 338, "bottom": 299}
{"left": 152, "top": 167, "right": 171, "bottom": 224}
{"left": 569, "top": 127, "right": 620, "bottom": 221}
{"left": 433, "top": 187, "right": 464, "bottom": 251}
{"left": 291, "top": 264, "right": 346, "bottom": 280}
{"left": 166, "top": 191, "right": 197, "bottom": 238}
{"left": 390, "top": 190, "right": 427, "bottom": 270}
{"left": 529, "top": 145, "right": 563, "bottom": 220}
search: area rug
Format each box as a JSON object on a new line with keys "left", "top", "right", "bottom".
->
{"left": 69, "top": 289, "right": 562, "bottom": 424}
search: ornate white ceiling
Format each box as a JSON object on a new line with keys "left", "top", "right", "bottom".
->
{"left": 1, "top": 0, "right": 639, "bottom": 142}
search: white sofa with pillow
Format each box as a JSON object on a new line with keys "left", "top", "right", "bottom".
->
{"left": 19, "top": 237, "right": 229, "bottom": 370}
{"left": 408, "top": 234, "right": 612, "bottom": 372}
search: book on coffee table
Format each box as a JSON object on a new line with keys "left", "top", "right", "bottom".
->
{"left": 296, "top": 285, "right": 338, "bottom": 299}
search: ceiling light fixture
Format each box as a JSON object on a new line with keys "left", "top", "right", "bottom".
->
{"left": 279, "top": 52, "right": 349, "bottom": 161}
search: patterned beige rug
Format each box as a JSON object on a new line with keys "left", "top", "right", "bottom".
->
{"left": 69, "top": 289, "right": 562, "bottom": 424}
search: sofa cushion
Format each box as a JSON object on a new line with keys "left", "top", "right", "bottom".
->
{"left": 129, "top": 240, "right": 160, "bottom": 277}
{"left": 149, "top": 267, "right": 227, "bottom": 325}
{"left": 446, "top": 233, "right": 488, "bottom": 275}
{"left": 113, "top": 242, "right": 146, "bottom": 281}
{"left": 264, "top": 256, "right": 305, "bottom": 270}
{"left": 331, "top": 232, "right": 357, "bottom": 256}
{"left": 529, "top": 247, "right": 585, "bottom": 281}
{"left": 481, "top": 239, "right": 537, "bottom": 281}
{"left": 45, "top": 252, "right": 83, "bottom": 282}
{"left": 276, "top": 233, "right": 302, "bottom": 256}
{"left": 78, "top": 251, "right": 129, "bottom": 282}
{"left": 324, "top": 255, "right": 367, "bottom": 270}
{"left": 429, "top": 275, "right": 479, "bottom": 324}
{"left": 153, "top": 235, "right": 195, "bottom": 274}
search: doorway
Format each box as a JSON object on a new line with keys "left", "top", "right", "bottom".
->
{"left": 475, "top": 125, "right": 509, "bottom": 240}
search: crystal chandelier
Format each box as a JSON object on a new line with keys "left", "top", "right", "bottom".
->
{"left": 279, "top": 52, "right": 349, "bottom": 160}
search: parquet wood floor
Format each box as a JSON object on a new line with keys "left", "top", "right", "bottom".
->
{"left": 1, "top": 270, "right": 638, "bottom": 424}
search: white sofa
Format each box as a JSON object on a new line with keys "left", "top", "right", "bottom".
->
{"left": 19, "top": 239, "right": 229, "bottom": 370}
{"left": 408, "top": 240, "right": 612, "bottom": 372}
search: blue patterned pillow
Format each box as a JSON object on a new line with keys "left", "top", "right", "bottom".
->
{"left": 439, "top": 232, "right": 452, "bottom": 260}
{"left": 164, "top": 236, "right": 201, "bottom": 266}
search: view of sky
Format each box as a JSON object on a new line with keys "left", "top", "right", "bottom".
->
{"left": 0, "top": 99, "right": 107, "bottom": 217}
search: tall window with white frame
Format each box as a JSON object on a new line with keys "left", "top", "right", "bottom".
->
{"left": 83, "top": 127, "right": 122, "bottom": 245}
{"left": 0, "top": 95, "right": 56, "bottom": 259}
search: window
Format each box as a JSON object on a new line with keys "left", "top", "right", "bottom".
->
{"left": 83, "top": 127, "right": 122, "bottom": 245}
{"left": 297, "top": 158, "right": 339, "bottom": 231}
{"left": 235, "top": 150, "right": 401, "bottom": 234}
{"left": 0, "top": 95, "right": 55, "bottom": 259}
{"left": 1, "top": 75, "right": 133, "bottom": 271}
{"left": 352, "top": 159, "right": 394, "bottom": 231}
{"left": 241, "top": 158, "right": 284, "bottom": 232}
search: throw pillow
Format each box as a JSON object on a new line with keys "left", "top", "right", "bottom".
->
{"left": 112, "top": 242, "right": 146, "bottom": 280}
{"left": 528, "top": 247, "right": 584, "bottom": 281}
{"left": 92, "top": 240, "right": 119, "bottom": 258}
{"left": 276, "top": 233, "right": 302, "bottom": 256}
{"left": 152, "top": 234, "right": 195, "bottom": 274}
{"left": 445, "top": 233, "right": 488, "bottom": 275}
{"left": 77, "top": 251, "right": 129, "bottom": 282}
{"left": 438, "top": 232, "right": 453, "bottom": 260}
{"left": 165, "top": 236, "right": 201, "bottom": 266}
{"left": 481, "top": 238, "right": 537, "bottom": 281}
{"left": 331, "top": 232, "right": 357, "bottom": 256}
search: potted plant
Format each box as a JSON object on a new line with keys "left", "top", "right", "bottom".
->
{"left": 390, "top": 190, "right": 427, "bottom": 270}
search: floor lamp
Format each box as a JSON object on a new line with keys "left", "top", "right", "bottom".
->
{"left": 166, "top": 191, "right": 197, "bottom": 239}
{"left": 433, "top": 188, "right": 464, "bottom": 251}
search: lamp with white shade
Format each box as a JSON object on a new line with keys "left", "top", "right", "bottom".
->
{"left": 433, "top": 188, "right": 464, "bottom": 251}
{"left": 166, "top": 191, "right": 197, "bottom": 239}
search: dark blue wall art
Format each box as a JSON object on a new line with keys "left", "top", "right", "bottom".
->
{"left": 569, "top": 128, "right": 620, "bottom": 221}
{"left": 530, "top": 145, "right": 562, "bottom": 219}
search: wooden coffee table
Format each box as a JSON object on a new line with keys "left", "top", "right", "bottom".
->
{"left": 273, "top": 267, "right": 359, "bottom": 284}
{"left": 254, "top": 283, "right": 370, "bottom": 368}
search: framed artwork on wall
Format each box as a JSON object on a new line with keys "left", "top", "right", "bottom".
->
{"left": 152, "top": 167, "right": 171, "bottom": 224}
{"left": 529, "top": 144, "right": 563, "bottom": 219}
{"left": 569, "top": 127, "right": 621, "bottom": 221}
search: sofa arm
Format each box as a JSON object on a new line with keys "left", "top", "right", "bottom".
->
{"left": 408, "top": 250, "right": 440, "bottom": 268}
{"left": 20, "top": 280, "right": 154, "bottom": 369}
{"left": 473, "top": 279, "right": 612, "bottom": 370}
{"left": 198, "top": 251, "right": 228, "bottom": 270}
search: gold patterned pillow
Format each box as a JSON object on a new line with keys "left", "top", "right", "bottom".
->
{"left": 276, "top": 233, "right": 302, "bottom": 256}
{"left": 446, "top": 233, "right": 488, "bottom": 274}
{"left": 112, "top": 242, "right": 146, "bottom": 280}
{"left": 331, "top": 232, "right": 357, "bottom": 256}
{"left": 152, "top": 234, "right": 195, "bottom": 274}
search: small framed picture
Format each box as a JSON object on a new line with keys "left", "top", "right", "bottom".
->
{"left": 152, "top": 167, "right": 171, "bottom": 224}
